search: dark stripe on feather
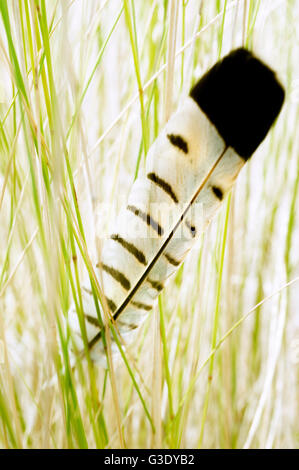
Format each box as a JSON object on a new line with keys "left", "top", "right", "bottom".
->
{"left": 185, "top": 220, "right": 196, "bottom": 237}
{"left": 83, "top": 287, "right": 117, "bottom": 314}
{"left": 127, "top": 205, "right": 164, "bottom": 236}
{"left": 212, "top": 185, "right": 223, "bottom": 200}
{"left": 100, "top": 263, "right": 131, "bottom": 290}
{"left": 147, "top": 172, "right": 178, "bottom": 203}
{"left": 147, "top": 278, "right": 164, "bottom": 292}
{"left": 118, "top": 320, "right": 138, "bottom": 330}
{"left": 85, "top": 315, "right": 100, "bottom": 327}
{"left": 167, "top": 133, "right": 188, "bottom": 154}
{"left": 106, "top": 297, "right": 117, "bottom": 313}
{"left": 164, "top": 252, "right": 180, "bottom": 266}
{"left": 131, "top": 300, "right": 152, "bottom": 311}
{"left": 111, "top": 234, "right": 147, "bottom": 265}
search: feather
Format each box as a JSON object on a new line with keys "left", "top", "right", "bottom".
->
{"left": 68, "top": 48, "right": 285, "bottom": 366}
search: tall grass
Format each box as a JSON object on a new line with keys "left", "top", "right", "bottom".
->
{"left": 0, "top": 0, "right": 298, "bottom": 449}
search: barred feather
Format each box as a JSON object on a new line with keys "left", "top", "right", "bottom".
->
{"left": 68, "top": 48, "right": 284, "bottom": 366}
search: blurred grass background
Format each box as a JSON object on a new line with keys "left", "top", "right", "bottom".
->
{"left": 0, "top": 0, "right": 298, "bottom": 449}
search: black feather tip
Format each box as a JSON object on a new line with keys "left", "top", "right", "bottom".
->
{"left": 190, "top": 48, "right": 285, "bottom": 160}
